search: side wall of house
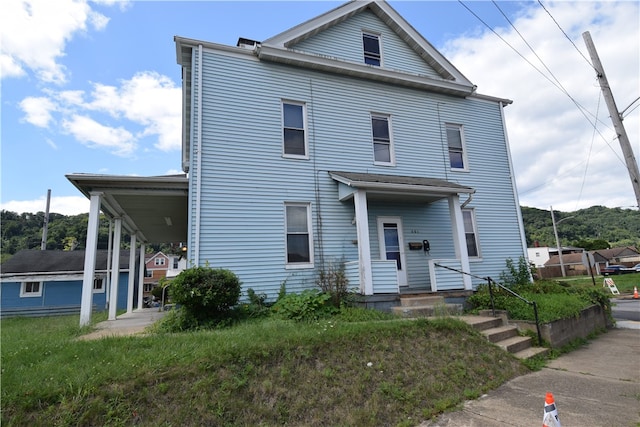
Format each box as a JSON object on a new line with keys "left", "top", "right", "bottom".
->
{"left": 1, "top": 274, "right": 130, "bottom": 310}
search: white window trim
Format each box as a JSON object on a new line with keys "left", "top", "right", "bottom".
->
{"left": 371, "top": 113, "right": 395, "bottom": 166}
{"left": 446, "top": 123, "right": 468, "bottom": 172}
{"left": 154, "top": 257, "right": 166, "bottom": 266}
{"left": 93, "top": 277, "right": 105, "bottom": 294}
{"left": 282, "top": 100, "right": 309, "bottom": 160}
{"left": 284, "top": 202, "right": 314, "bottom": 269}
{"left": 462, "top": 208, "right": 481, "bottom": 258}
{"left": 20, "top": 281, "right": 42, "bottom": 297}
{"left": 362, "top": 31, "right": 383, "bottom": 67}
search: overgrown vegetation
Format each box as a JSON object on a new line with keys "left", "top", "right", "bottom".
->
{"left": 467, "top": 281, "right": 611, "bottom": 323}
{"left": 1, "top": 315, "right": 528, "bottom": 426}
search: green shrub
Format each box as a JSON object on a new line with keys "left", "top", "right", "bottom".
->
{"left": 271, "top": 289, "right": 336, "bottom": 322}
{"left": 170, "top": 266, "right": 241, "bottom": 322}
{"left": 240, "top": 288, "right": 271, "bottom": 318}
{"left": 499, "top": 256, "right": 532, "bottom": 287}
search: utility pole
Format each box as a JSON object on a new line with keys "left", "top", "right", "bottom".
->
{"left": 551, "top": 206, "right": 573, "bottom": 278}
{"left": 40, "top": 189, "right": 51, "bottom": 250}
{"left": 583, "top": 31, "right": 640, "bottom": 210}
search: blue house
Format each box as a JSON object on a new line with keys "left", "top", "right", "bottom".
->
{"left": 68, "top": 0, "right": 527, "bottom": 323}
{"left": 0, "top": 250, "right": 132, "bottom": 318}
{"left": 173, "top": 0, "right": 527, "bottom": 300}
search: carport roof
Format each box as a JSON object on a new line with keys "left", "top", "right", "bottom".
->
{"left": 66, "top": 173, "right": 189, "bottom": 245}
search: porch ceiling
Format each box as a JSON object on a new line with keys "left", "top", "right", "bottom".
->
{"left": 66, "top": 173, "right": 189, "bottom": 244}
{"left": 329, "top": 171, "right": 475, "bottom": 202}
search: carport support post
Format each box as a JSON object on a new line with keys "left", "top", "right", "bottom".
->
{"left": 108, "top": 218, "right": 122, "bottom": 321}
{"left": 80, "top": 192, "right": 102, "bottom": 327}
{"left": 137, "top": 243, "right": 146, "bottom": 309}
{"left": 127, "top": 233, "right": 136, "bottom": 313}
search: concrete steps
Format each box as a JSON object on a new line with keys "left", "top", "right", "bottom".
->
{"left": 458, "top": 315, "right": 549, "bottom": 360}
{"left": 391, "top": 295, "right": 463, "bottom": 317}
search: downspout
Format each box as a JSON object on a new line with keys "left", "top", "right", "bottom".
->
{"left": 194, "top": 44, "right": 203, "bottom": 265}
{"left": 460, "top": 193, "right": 473, "bottom": 209}
{"left": 500, "top": 101, "right": 529, "bottom": 265}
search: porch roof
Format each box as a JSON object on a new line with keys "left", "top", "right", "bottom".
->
{"left": 329, "top": 171, "right": 474, "bottom": 202}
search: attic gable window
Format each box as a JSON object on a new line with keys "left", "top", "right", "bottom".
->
{"left": 362, "top": 32, "right": 381, "bottom": 66}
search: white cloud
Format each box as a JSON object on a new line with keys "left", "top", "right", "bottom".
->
{"left": 0, "top": 0, "right": 112, "bottom": 84}
{"left": 443, "top": 1, "right": 639, "bottom": 210}
{"left": 20, "top": 96, "right": 57, "bottom": 128}
{"left": 62, "top": 114, "right": 137, "bottom": 157}
{"left": 1, "top": 196, "right": 89, "bottom": 216}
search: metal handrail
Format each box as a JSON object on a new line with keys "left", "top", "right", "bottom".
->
{"left": 486, "top": 277, "right": 543, "bottom": 346}
{"left": 433, "top": 263, "right": 543, "bottom": 346}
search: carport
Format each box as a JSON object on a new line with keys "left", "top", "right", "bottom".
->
{"left": 66, "top": 173, "right": 189, "bottom": 326}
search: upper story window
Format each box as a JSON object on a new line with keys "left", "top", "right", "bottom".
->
{"left": 285, "top": 203, "right": 313, "bottom": 268}
{"left": 154, "top": 257, "right": 166, "bottom": 266}
{"left": 371, "top": 114, "right": 394, "bottom": 165}
{"left": 362, "top": 32, "right": 381, "bottom": 66}
{"left": 20, "top": 281, "right": 42, "bottom": 297}
{"left": 172, "top": 258, "right": 179, "bottom": 269}
{"left": 462, "top": 208, "right": 480, "bottom": 257}
{"left": 282, "top": 101, "right": 308, "bottom": 159}
{"left": 446, "top": 123, "right": 467, "bottom": 170}
{"left": 145, "top": 269, "right": 153, "bottom": 278}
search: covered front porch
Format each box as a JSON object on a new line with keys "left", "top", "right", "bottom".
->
{"left": 329, "top": 171, "right": 476, "bottom": 296}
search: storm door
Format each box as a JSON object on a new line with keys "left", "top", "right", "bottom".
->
{"left": 377, "top": 217, "right": 407, "bottom": 287}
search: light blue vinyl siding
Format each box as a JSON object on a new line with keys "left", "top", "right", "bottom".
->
{"left": 189, "top": 43, "right": 523, "bottom": 297}
{"left": 290, "top": 10, "right": 442, "bottom": 79}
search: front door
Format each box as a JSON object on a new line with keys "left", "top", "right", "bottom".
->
{"left": 377, "top": 217, "right": 408, "bottom": 287}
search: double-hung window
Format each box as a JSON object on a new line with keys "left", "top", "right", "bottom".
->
{"left": 462, "top": 209, "right": 480, "bottom": 257}
{"left": 362, "top": 32, "right": 381, "bottom": 66}
{"left": 285, "top": 203, "right": 313, "bottom": 267}
{"left": 446, "top": 123, "right": 467, "bottom": 170}
{"left": 282, "top": 101, "right": 307, "bottom": 158}
{"left": 20, "top": 281, "right": 42, "bottom": 297}
{"left": 93, "top": 278, "right": 105, "bottom": 293}
{"left": 154, "top": 257, "right": 165, "bottom": 266}
{"left": 371, "top": 114, "right": 393, "bottom": 165}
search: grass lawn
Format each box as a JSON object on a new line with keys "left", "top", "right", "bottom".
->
{"left": 1, "top": 313, "right": 529, "bottom": 426}
{"left": 556, "top": 272, "right": 640, "bottom": 294}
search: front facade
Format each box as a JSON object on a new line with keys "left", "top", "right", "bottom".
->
{"left": 143, "top": 251, "right": 188, "bottom": 297}
{"left": 176, "top": 0, "right": 527, "bottom": 300}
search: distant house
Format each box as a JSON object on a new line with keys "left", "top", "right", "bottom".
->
{"left": 0, "top": 250, "right": 134, "bottom": 318}
{"left": 592, "top": 247, "right": 640, "bottom": 268}
{"left": 143, "top": 251, "right": 187, "bottom": 298}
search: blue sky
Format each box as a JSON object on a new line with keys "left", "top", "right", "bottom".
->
{"left": 1, "top": 0, "right": 638, "bottom": 215}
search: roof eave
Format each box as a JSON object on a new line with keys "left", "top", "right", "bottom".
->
{"left": 257, "top": 46, "right": 476, "bottom": 97}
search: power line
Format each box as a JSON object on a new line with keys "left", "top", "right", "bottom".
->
{"left": 537, "top": 0, "right": 595, "bottom": 70}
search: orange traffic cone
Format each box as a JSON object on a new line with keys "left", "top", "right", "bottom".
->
{"left": 542, "top": 392, "right": 561, "bottom": 427}
{"left": 633, "top": 286, "right": 639, "bottom": 299}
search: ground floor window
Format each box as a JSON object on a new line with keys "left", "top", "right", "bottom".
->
{"left": 93, "top": 278, "right": 105, "bottom": 293}
{"left": 144, "top": 283, "right": 155, "bottom": 292}
{"left": 462, "top": 208, "right": 480, "bottom": 257}
{"left": 285, "top": 202, "right": 313, "bottom": 267}
{"left": 20, "top": 281, "right": 42, "bottom": 297}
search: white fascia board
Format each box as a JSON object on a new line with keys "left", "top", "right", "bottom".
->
{"left": 257, "top": 46, "right": 475, "bottom": 97}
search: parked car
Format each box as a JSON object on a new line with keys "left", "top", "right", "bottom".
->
{"left": 633, "top": 264, "right": 640, "bottom": 272}
{"left": 601, "top": 265, "right": 634, "bottom": 276}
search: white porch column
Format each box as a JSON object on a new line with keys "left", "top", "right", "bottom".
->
{"left": 448, "top": 195, "right": 472, "bottom": 290}
{"left": 104, "top": 220, "right": 113, "bottom": 310}
{"left": 137, "top": 243, "right": 146, "bottom": 309}
{"left": 79, "top": 192, "right": 102, "bottom": 327}
{"left": 354, "top": 189, "right": 373, "bottom": 295}
{"left": 127, "top": 233, "right": 137, "bottom": 313}
{"left": 108, "top": 218, "right": 122, "bottom": 320}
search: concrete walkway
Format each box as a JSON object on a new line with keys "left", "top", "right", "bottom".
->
{"left": 77, "top": 308, "right": 167, "bottom": 340}
{"left": 423, "top": 326, "right": 640, "bottom": 426}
